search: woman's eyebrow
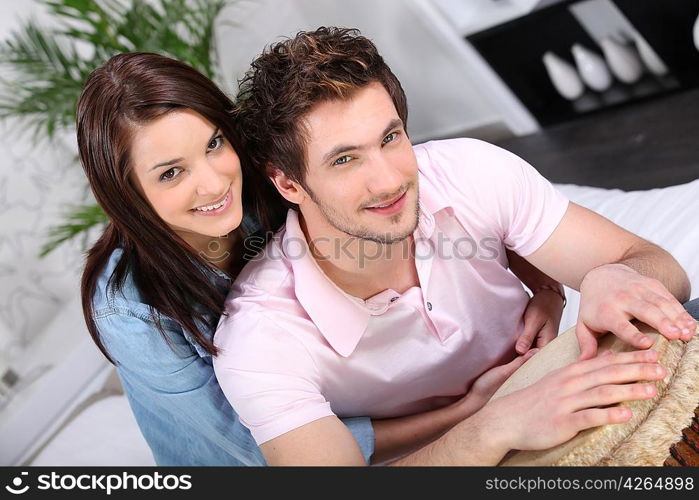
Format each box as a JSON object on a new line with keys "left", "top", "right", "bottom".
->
{"left": 149, "top": 128, "right": 220, "bottom": 171}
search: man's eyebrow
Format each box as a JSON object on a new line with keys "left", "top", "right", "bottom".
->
{"left": 381, "top": 118, "right": 403, "bottom": 139}
{"left": 149, "top": 128, "right": 220, "bottom": 172}
{"left": 320, "top": 118, "right": 404, "bottom": 165}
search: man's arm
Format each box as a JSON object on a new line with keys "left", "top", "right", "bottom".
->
{"left": 260, "top": 348, "right": 665, "bottom": 465}
{"left": 261, "top": 350, "right": 537, "bottom": 465}
{"left": 524, "top": 202, "right": 694, "bottom": 358}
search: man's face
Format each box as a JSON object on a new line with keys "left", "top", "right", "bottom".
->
{"left": 296, "top": 82, "right": 419, "bottom": 244}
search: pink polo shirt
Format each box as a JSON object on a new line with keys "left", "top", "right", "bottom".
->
{"left": 213, "top": 138, "right": 569, "bottom": 445}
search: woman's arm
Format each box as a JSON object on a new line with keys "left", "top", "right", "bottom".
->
{"left": 507, "top": 249, "right": 566, "bottom": 353}
{"left": 95, "top": 310, "right": 377, "bottom": 464}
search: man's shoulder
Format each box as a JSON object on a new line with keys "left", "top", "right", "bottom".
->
{"left": 414, "top": 138, "right": 517, "bottom": 175}
{"left": 234, "top": 231, "right": 295, "bottom": 297}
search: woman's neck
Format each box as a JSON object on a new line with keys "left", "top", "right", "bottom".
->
{"left": 178, "top": 230, "right": 240, "bottom": 276}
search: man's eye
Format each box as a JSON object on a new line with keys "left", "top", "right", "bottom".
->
{"left": 208, "top": 135, "right": 224, "bottom": 151}
{"left": 333, "top": 155, "right": 352, "bottom": 166}
{"left": 382, "top": 132, "right": 398, "bottom": 145}
{"left": 160, "top": 167, "right": 182, "bottom": 182}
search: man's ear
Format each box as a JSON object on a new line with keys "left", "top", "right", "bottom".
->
{"left": 267, "top": 165, "right": 307, "bottom": 205}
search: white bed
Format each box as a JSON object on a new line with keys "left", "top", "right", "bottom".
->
{"left": 28, "top": 178, "right": 699, "bottom": 466}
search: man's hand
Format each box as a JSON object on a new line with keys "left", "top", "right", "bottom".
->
{"left": 576, "top": 263, "right": 696, "bottom": 359}
{"left": 516, "top": 289, "right": 564, "bottom": 354}
{"left": 483, "top": 348, "right": 665, "bottom": 454}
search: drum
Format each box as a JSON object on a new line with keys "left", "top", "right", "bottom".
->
{"left": 489, "top": 321, "right": 699, "bottom": 466}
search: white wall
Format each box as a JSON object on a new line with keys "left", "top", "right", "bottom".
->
{"left": 0, "top": 3, "right": 89, "bottom": 359}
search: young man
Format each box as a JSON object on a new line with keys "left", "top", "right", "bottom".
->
{"left": 213, "top": 27, "right": 696, "bottom": 465}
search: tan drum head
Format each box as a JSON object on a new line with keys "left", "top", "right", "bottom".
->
{"left": 489, "top": 321, "right": 699, "bottom": 466}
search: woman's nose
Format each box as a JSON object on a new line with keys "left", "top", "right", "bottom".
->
{"left": 195, "top": 162, "right": 227, "bottom": 197}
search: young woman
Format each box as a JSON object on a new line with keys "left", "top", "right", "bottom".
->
{"left": 77, "top": 52, "right": 566, "bottom": 465}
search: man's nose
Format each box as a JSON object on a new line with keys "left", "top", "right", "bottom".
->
{"left": 366, "top": 154, "right": 403, "bottom": 196}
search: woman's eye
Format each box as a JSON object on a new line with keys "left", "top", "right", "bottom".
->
{"left": 160, "top": 167, "right": 182, "bottom": 182}
{"left": 208, "top": 135, "right": 224, "bottom": 151}
{"left": 382, "top": 132, "right": 398, "bottom": 145}
{"left": 332, "top": 155, "right": 352, "bottom": 166}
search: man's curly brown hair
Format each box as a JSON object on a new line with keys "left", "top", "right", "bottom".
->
{"left": 234, "top": 26, "right": 408, "bottom": 188}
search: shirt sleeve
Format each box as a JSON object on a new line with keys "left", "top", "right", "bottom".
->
{"left": 419, "top": 138, "right": 569, "bottom": 257}
{"left": 214, "top": 313, "right": 339, "bottom": 446}
{"left": 96, "top": 310, "right": 374, "bottom": 464}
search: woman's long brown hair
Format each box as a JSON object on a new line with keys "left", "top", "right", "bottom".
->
{"left": 78, "top": 53, "right": 285, "bottom": 364}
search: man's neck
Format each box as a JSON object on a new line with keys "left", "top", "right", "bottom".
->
{"left": 300, "top": 216, "right": 419, "bottom": 300}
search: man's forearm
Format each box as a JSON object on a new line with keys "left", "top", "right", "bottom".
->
{"left": 372, "top": 393, "right": 488, "bottom": 465}
{"left": 616, "top": 241, "right": 691, "bottom": 303}
{"left": 388, "top": 406, "right": 508, "bottom": 466}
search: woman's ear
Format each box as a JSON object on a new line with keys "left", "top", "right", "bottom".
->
{"left": 268, "top": 166, "right": 307, "bottom": 205}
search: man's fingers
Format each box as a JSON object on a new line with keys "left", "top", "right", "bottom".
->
{"left": 575, "top": 321, "right": 600, "bottom": 360}
{"left": 570, "top": 382, "right": 657, "bottom": 411}
{"left": 607, "top": 319, "right": 653, "bottom": 350}
{"left": 637, "top": 291, "right": 695, "bottom": 342}
{"left": 573, "top": 360, "right": 665, "bottom": 393}
{"left": 627, "top": 298, "right": 682, "bottom": 341}
{"left": 570, "top": 348, "right": 659, "bottom": 376}
{"left": 569, "top": 406, "right": 632, "bottom": 432}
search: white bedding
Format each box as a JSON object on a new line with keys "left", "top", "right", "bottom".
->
{"left": 30, "top": 178, "right": 699, "bottom": 466}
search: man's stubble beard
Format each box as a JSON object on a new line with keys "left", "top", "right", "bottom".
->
{"left": 304, "top": 181, "right": 420, "bottom": 245}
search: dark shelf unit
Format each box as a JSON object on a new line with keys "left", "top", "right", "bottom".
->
{"left": 467, "top": 0, "right": 699, "bottom": 127}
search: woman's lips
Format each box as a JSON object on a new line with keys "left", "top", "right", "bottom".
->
{"left": 191, "top": 189, "right": 231, "bottom": 216}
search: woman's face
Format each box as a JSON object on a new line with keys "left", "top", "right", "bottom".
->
{"left": 130, "top": 109, "right": 244, "bottom": 253}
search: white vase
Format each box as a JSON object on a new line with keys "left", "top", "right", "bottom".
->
{"left": 542, "top": 51, "right": 584, "bottom": 100}
{"left": 632, "top": 33, "right": 668, "bottom": 76}
{"left": 600, "top": 37, "right": 643, "bottom": 84}
{"left": 572, "top": 43, "right": 613, "bottom": 92}
{"left": 693, "top": 11, "right": 699, "bottom": 52}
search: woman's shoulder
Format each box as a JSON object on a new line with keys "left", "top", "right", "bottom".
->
{"left": 91, "top": 247, "right": 213, "bottom": 360}
{"left": 92, "top": 247, "right": 173, "bottom": 326}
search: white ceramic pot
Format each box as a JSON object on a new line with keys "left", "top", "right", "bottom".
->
{"left": 600, "top": 37, "right": 643, "bottom": 84}
{"left": 572, "top": 43, "right": 613, "bottom": 92}
{"left": 542, "top": 51, "right": 584, "bottom": 100}
{"left": 632, "top": 33, "right": 668, "bottom": 76}
{"left": 693, "top": 11, "right": 699, "bottom": 52}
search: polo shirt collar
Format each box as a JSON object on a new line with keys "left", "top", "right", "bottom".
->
{"left": 283, "top": 209, "right": 370, "bottom": 357}
{"left": 415, "top": 146, "right": 454, "bottom": 220}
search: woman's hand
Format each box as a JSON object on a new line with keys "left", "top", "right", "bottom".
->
{"left": 515, "top": 288, "right": 565, "bottom": 354}
{"left": 454, "top": 348, "right": 539, "bottom": 416}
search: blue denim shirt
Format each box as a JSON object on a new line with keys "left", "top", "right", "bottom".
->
{"left": 92, "top": 247, "right": 375, "bottom": 465}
